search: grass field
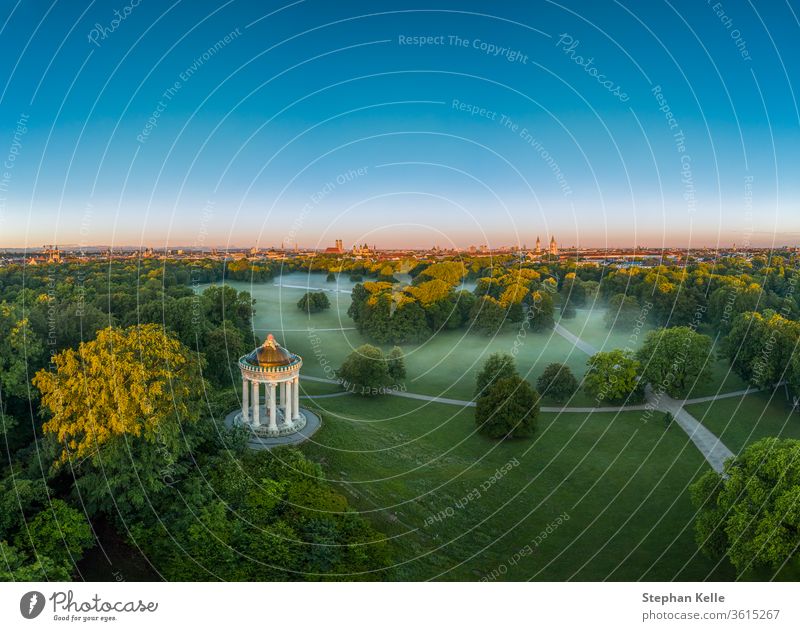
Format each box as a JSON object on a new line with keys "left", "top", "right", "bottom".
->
{"left": 685, "top": 390, "right": 800, "bottom": 455}
{"left": 299, "top": 394, "right": 734, "bottom": 581}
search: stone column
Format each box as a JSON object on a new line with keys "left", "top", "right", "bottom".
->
{"left": 280, "top": 382, "right": 286, "bottom": 410}
{"left": 268, "top": 383, "right": 277, "bottom": 431}
{"left": 242, "top": 376, "right": 249, "bottom": 423}
{"left": 293, "top": 375, "right": 300, "bottom": 420}
{"left": 251, "top": 380, "right": 260, "bottom": 427}
{"left": 284, "top": 379, "right": 292, "bottom": 425}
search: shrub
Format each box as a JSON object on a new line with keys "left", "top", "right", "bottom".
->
{"left": 475, "top": 376, "right": 539, "bottom": 439}
{"left": 536, "top": 363, "right": 578, "bottom": 403}
{"left": 475, "top": 352, "right": 517, "bottom": 398}
{"left": 583, "top": 349, "right": 641, "bottom": 403}
{"left": 297, "top": 291, "right": 331, "bottom": 314}
{"left": 338, "top": 344, "right": 391, "bottom": 395}
{"left": 386, "top": 346, "right": 406, "bottom": 381}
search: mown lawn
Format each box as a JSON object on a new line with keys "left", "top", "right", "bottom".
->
{"left": 300, "top": 394, "right": 734, "bottom": 581}
{"left": 685, "top": 390, "right": 800, "bottom": 455}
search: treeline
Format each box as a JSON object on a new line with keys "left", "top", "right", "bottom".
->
{"left": 347, "top": 261, "right": 558, "bottom": 343}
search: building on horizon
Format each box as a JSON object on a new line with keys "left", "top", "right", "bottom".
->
{"left": 352, "top": 243, "right": 375, "bottom": 256}
{"left": 324, "top": 239, "right": 345, "bottom": 254}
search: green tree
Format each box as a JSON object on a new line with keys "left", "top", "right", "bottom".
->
{"left": 386, "top": 346, "right": 406, "bottom": 382}
{"left": 560, "top": 273, "right": 586, "bottom": 307}
{"left": 34, "top": 324, "right": 206, "bottom": 515}
{"left": 584, "top": 349, "right": 641, "bottom": 403}
{"left": 636, "top": 327, "right": 713, "bottom": 397}
{"left": 475, "top": 376, "right": 539, "bottom": 439}
{"left": 528, "top": 290, "right": 555, "bottom": 331}
{"left": 135, "top": 449, "right": 390, "bottom": 580}
{"left": 15, "top": 499, "right": 94, "bottom": 566}
{"left": 338, "top": 344, "right": 391, "bottom": 395}
{"left": 0, "top": 540, "right": 71, "bottom": 581}
{"left": 724, "top": 311, "right": 768, "bottom": 382}
{"left": 0, "top": 302, "right": 44, "bottom": 402}
{"left": 475, "top": 352, "right": 517, "bottom": 398}
{"left": 202, "top": 285, "right": 254, "bottom": 333}
{"left": 201, "top": 323, "right": 249, "bottom": 386}
{"left": 297, "top": 291, "right": 331, "bottom": 314}
{"left": 605, "top": 293, "right": 641, "bottom": 329}
{"left": 690, "top": 438, "right": 800, "bottom": 574}
{"left": 470, "top": 296, "right": 506, "bottom": 335}
{"left": 536, "top": 363, "right": 579, "bottom": 403}
{"left": 389, "top": 300, "right": 430, "bottom": 343}
{"left": 749, "top": 312, "right": 800, "bottom": 389}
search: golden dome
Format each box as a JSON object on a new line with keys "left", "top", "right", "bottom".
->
{"left": 245, "top": 334, "right": 294, "bottom": 368}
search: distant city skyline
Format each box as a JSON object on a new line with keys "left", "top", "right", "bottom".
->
{"left": 3, "top": 235, "right": 795, "bottom": 252}
{"left": 1, "top": 1, "right": 798, "bottom": 249}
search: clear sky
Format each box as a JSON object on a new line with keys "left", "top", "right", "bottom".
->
{"left": 0, "top": 0, "right": 798, "bottom": 250}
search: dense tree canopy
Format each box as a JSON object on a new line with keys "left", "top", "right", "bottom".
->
{"left": 725, "top": 310, "right": 800, "bottom": 389}
{"left": 35, "top": 324, "right": 205, "bottom": 465}
{"left": 475, "top": 352, "right": 517, "bottom": 398}
{"left": 605, "top": 293, "right": 641, "bottom": 329}
{"left": 636, "top": 327, "right": 713, "bottom": 397}
{"left": 584, "top": 350, "right": 642, "bottom": 403}
{"left": 132, "top": 449, "right": 390, "bottom": 580}
{"left": 475, "top": 376, "right": 540, "bottom": 439}
{"left": 338, "top": 344, "right": 392, "bottom": 395}
{"left": 537, "top": 363, "right": 579, "bottom": 403}
{"left": 691, "top": 438, "right": 800, "bottom": 575}
{"left": 298, "top": 291, "right": 331, "bottom": 314}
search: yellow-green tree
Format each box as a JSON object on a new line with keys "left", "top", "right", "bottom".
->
{"left": 35, "top": 324, "right": 204, "bottom": 464}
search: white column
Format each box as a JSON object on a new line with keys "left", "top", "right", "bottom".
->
{"left": 251, "top": 381, "right": 260, "bottom": 427}
{"left": 280, "top": 382, "right": 286, "bottom": 412}
{"left": 284, "top": 379, "right": 293, "bottom": 425}
{"left": 242, "top": 377, "right": 249, "bottom": 422}
{"left": 292, "top": 375, "right": 300, "bottom": 419}
{"left": 268, "top": 383, "right": 277, "bottom": 431}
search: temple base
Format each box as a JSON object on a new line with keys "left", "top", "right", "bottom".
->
{"left": 235, "top": 406, "right": 307, "bottom": 438}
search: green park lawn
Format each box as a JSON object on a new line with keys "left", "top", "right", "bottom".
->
{"left": 299, "top": 394, "right": 733, "bottom": 581}
{"left": 685, "top": 390, "right": 800, "bottom": 456}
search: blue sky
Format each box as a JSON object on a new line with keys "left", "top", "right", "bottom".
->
{"left": 0, "top": 0, "right": 798, "bottom": 249}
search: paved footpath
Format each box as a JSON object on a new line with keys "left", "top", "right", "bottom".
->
{"left": 647, "top": 387, "right": 734, "bottom": 473}
{"left": 553, "top": 323, "right": 600, "bottom": 356}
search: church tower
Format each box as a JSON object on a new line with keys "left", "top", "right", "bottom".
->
{"left": 549, "top": 236, "right": 558, "bottom": 256}
{"left": 535, "top": 236, "right": 541, "bottom": 255}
